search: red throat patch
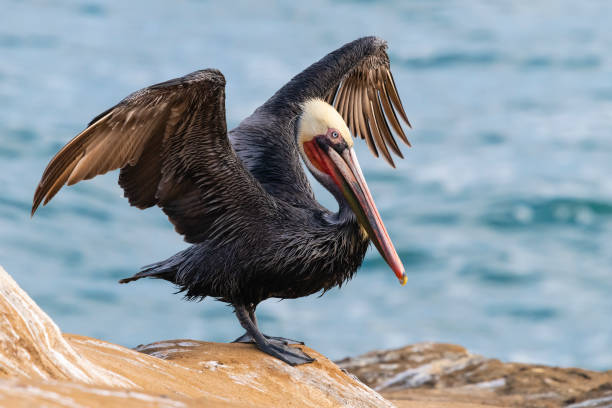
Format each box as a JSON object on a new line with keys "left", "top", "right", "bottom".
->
{"left": 303, "top": 140, "right": 343, "bottom": 188}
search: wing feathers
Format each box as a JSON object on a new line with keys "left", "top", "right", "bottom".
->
{"left": 118, "top": 139, "right": 163, "bottom": 209}
{"left": 33, "top": 69, "right": 274, "bottom": 245}
{"left": 323, "top": 43, "right": 411, "bottom": 166}
{"left": 384, "top": 70, "right": 411, "bottom": 128}
{"left": 379, "top": 78, "right": 410, "bottom": 146}
{"left": 365, "top": 88, "right": 393, "bottom": 166}
{"left": 326, "top": 82, "right": 340, "bottom": 105}
{"left": 345, "top": 79, "right": 357, "bottom": 138}
{"left": 333, "top": 79, "right": 347, "bottom": 116}
{"left": 372, "top": 88, "right": 403, "bottom": 159}
{"left": 43, "top": 154, "right": 82, "bottom": 206}
{"left": 356, "top": 83, "right": 378, "bottom": 157}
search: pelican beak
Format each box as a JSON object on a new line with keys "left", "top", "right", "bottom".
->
{"left": 304, "top": 140, "right": 406, "bottom": 285}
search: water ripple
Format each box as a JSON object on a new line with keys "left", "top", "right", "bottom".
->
{"left": 459, "top": 264, "right": 541, "bottom": 286}
{"left": 481, "top": 198, "right": 612, "bottom": 229}
{"left": 397, "top": 51, "right": 501, "bottom": 69}
{"left": 489, "top": 305, "right": 559, "bottom": 321}
{"left": 0, "top": 34, "right": 58, "bottom": 49}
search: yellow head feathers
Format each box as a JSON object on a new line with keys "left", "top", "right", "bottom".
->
{"left": 298, "top": 99, "right": 352, "bottom": 147}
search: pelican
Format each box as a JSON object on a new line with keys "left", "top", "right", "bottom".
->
{"left": 31, "top": 36, "right": 411, "bottom": 365}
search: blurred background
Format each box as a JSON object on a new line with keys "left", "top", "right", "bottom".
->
{"left": 1, "top": 0, "right": 611, "bottom": 370}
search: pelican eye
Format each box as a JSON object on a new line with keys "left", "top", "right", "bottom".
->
{"left": 331, "top": 131, "right": 339, "bottom": 139}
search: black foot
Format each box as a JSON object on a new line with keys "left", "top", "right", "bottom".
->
{"left": 232, "top": 332, "right": 304, "bottom": 346}
{"left": 232, "top": 332, "right": 254, "bottom": 343}
{"left": 233, "top": 304, "right": 314, "bottom": 366}
{"left": 258, "top": 338, "right": 314, "bottom": 366}
{"left": 265, "top": 335, "right": 304, "bottom": 345}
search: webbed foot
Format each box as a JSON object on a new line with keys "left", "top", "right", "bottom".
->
{"left": 233, "top": 304, "right": 314, "bottom": 366}
{"left": 232, "top": 332, "right": 304, "bottom": 345}
{"left": 258, "top": 338, "right": 314, "bottom": 366}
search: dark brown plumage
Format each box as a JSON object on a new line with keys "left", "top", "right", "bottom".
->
{"left": 32, "top": 36, "right": 411, "bottom": 365}
{"left": 325, "top": 53, "right": 411, "bottom": 165}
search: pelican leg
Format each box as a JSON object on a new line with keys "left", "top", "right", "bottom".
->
{"left": 232, "top": 304, "right": 258, "bottom": 343}
{"left": 233, "top": 304, "right": 314, "bottom": 366}
{"left": 232, "top": 304, "right": 304, "bottom": 345}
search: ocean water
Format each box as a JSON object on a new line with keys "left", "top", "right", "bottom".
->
{"left": 1, "top": 1, "right": 611, "bottom": 370}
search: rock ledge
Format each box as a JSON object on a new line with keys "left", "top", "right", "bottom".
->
{"left": 2, "top": 264, "right": 611, "bottom": 408}
{"left": 0, "top": 265, "right": 391, "bottom": 407}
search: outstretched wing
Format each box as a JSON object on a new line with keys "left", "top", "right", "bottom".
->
{"left": 32, "top": 69, "right": 275, "bottom": 245}
{"left": 323, "top": 48, "right": 411, "bottom": 167}
{"left": 231, "top": 36, "right": 410, "bottom": 206}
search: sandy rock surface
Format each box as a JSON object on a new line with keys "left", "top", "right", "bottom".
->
{"left": 0, "top": 265, "right": 392, "bottom": 407}
{"left": 338, "top": 343, "right": 612, "bottom": 408}
{"left": 2, "top": 264, "right": 611, "bottom": 408}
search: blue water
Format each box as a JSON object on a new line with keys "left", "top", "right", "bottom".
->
{"left": 1, "top": 1, "right": 611, "bottom": 370}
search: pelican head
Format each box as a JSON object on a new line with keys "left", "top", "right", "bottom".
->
{"left": 298, "top": 99, "right": 406, "bottom": 285}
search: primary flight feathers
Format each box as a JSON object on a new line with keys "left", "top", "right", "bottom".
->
{"left": 325, "top": 54, "right": 411, "bottom": 166}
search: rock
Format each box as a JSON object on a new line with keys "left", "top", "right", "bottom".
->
{"left": 338, "top": 342, "right": 612, "bottom": 408}
{"left": 0, "top": 265, "right": 392, "bottom": 407}
{"left": 0, "top": 265, "right": 128, "bottom": 386}
{"left": 2, "top": 263, "right": 611, "bottom": 408}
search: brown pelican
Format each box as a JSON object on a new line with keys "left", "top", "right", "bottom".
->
{"left": 31, "top": 37, "right": 411, "bottom": 365}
